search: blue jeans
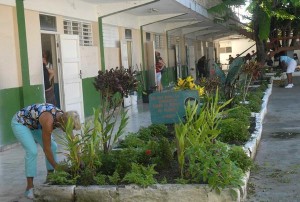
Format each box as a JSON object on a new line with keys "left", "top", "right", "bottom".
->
{"left": 11, "top": 115, "right": 57, "bottom": 177}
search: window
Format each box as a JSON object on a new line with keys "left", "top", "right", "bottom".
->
{"left": 146, "top": 32, "right": 151, "bottom": 41}
{"left": 167, "top": 35, "right": 176, "bottom": 49}
{"left": 103, "top": 24, "right": 119, "bottom": 48}
{"left": 63, "top": 19, "right": 93, "bottom": 46}
{"left": 155, "top": 34, "right": 164, "bottom": 49}
{"left": 219, "top": 47, "right": 232, "bottom": 53}
{"left": 125, "top": 29, "right": 132, "bottom": 39}
{"left": 40, "top": 14, "right": 57, "bottom": 31}
{"left": 219, "top": 41, "right": 232, "bottom": 53}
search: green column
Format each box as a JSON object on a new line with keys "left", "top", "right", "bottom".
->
{"left": 140, "top": 26, "right": 145, "bottom": 71}
{"left": 16, "top": 0, "right": 29, "bottom": 86}
{"left": 16, "top": 0, "right": 32, "bottom": 106}
{"left": 98, "top": 17, "right": 105, "bottom": 71}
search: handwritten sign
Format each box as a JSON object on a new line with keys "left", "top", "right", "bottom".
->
{"left": 149, "top": 90, "right": 200, "bottom": 124}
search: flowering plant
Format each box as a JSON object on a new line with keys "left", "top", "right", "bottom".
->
{"left": 174, "top": 76, "right": 205, "bottom": 96}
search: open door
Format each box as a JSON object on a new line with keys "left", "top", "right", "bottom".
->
{"left": 58, "top": 34, "right": 85, "bottom": 123}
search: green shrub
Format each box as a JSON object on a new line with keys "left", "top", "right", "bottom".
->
{"left": 118, "top": 133, "right": 144, "bottom": 148}
{"left": 108, "top": 171, "right": 121, "bottom": 185}
{"left": 187, "top": 141, "right": 244, "bottom": 191}
{"left": 77, "top": 168, "right": 96, "bottom": 186}
{"left": 148, "top": 124, "right": 169, "bottom": 138}
{"left": 122, "top": 163, "right": 157, "bottom": 187}
{"left": 137, "top": 127, "right": 152, "bottom": 141}
{"left": 229, "top": 146, "right": 253, "bottom": 172}
{"left": 47, "top": 170, "right": 78, "bottom": 185}
{"left": 226, "top": 106, "right": 251, "bottom": 125}
{"left": 94, "top": 173, "right": 107, "bottom": 185}
{"left": 218, "top": 119, "right": 250, "bottom": 144}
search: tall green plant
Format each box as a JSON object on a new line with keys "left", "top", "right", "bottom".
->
{"left": 97, "top": 92, "right": 129, "bottom": 153}
{"left": 57, "top": 118, "right": 82, "bottom": 175}
{"left": 175, "top": 88, "right": 232, "bottom": 178}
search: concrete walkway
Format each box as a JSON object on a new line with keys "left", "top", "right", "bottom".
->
{"left": 247, "top": 76, "right": 300, "bottom": 202}
{"left": 0, "top": 102, "right": 151, "bottom": 202}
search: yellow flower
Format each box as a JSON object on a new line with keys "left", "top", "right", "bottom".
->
{"left": 186, "top": 76, "right": 194, "bottom": 83}
{"left": 198, "top": 87, "right": 205, "bottom": 96}
{"left": 177, "top": 78, "right": 184, "bottom": 86}
{"left": 189, "top": 82, "right": 195, "bottom": 89}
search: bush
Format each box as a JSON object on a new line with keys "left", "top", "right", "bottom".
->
{"left": 218, "top": 118, "right": 250, "bottom": 144}
{"left": 148, "top": 124, "right": 169, "bottom": 138}
{"left": 229, "top": 146, "right": 253, "bottom": 172}
{"left": 118, "top": 133, "right": 144, "bottom": 148}
{"left": 226, "top": 106, "right": 251, "bottom": 125}
{"left": 187, "top": 141, "right": 244, "bottom": 190}
{"left": 122, "top": 163, "right": 157, "bottom": 187}
{"left": 137, "top": 127, "right": 152, "bottom": 141}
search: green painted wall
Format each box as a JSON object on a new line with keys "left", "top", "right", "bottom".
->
{"left": 82, "top": 77, "right": 100, "bottom": 117}
{"left": 0, "top": 85, "right": 44, "bottom": 146}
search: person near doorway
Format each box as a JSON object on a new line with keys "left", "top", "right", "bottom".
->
{"left": 11, "top": 103, "right": 81, "bottom": 199}
{"left": 43, "top": 51, "right": 56, "bottom": 105}
{"left": 196, "top": 56, "right": 207, "bottom": 79}
{"left": 155, "top": 51, "right": 165, "bottom": 92}
{"left": 279, "top": 55, "right": 297, "bottom": 88}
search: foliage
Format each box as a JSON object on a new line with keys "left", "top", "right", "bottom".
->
{"left": 94, "top": 173, "right": 107, "bottom": 185}
{"left": 118, "top": 133, "right": 145, "bottom": 148}
{"left": 187, "top": 141, "right": 244, "bottom": 191}
{"left": 174, "top": 76, "right": 205, "bottom": 96}
{"left": 225, "top": 57, "right": 245, "bottom": 101}
{"left": 218, "top": 118, "right": 250, "bottom": 144}
{"left": 148, "top": 124, "right": 169, "bottom": 138}
{"left": 229, "top": 146, "right": 253, "bottom": 172}
{"left": 225, "top": 105, "right": 251, "bottom": 125}
{"left": 94, "top": 92, "right": 129, "bottom": 153}
{"left": 122, "top": 163, "right": 158, "bottom": 187}
{"left": 108, "top": 171, "right": 121, "bottom": 185}
{"left": 137, "top": 127, "right": 152, "bottom": 141}
{"left": 198, "top": 77, "right": 221, "bottom": 95}
{"left": 241, "top": 61, "right": 261, "bottom": 102}
{"left": 47, "top": 171, "right": 78, "bottom": 185}
{"left": 175, "top": 88, "right": 232, "bottom": 177}
{"left": 56, "top": 118, "right": 82, "bottom": 175}
{"left": 245, "top": 93, "right": 263, "bottom": 112}
{"left": 94, "top": 66, "right": 138, "bottom": 97}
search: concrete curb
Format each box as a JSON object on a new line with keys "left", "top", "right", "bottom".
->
{"left": 34, "top": 84, "right": 273, "bottom": 202}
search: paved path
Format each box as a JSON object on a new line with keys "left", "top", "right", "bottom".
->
{"left": 247, "top": 77, "right": 300, "bottom": 202}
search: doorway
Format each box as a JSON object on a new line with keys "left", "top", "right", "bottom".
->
{"left": 41, "top": 33, "right": 60, "bottom": 108}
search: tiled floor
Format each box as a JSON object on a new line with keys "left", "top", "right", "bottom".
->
{"left": 0, "top": 101, "right": 151, "bottom": 202}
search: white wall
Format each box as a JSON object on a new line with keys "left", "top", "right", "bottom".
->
{"left": 219, "top": 38, "right": 256, "bottom": 69}
{"left": 0, "top": 4, "right": 21, "bottom": 89}
{"left": 24, "top": 0, "right": 98, "bottom": 22}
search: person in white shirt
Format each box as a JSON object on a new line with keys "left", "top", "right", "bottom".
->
{"left": 279, "top": 55, "right": 297, "bottom": 88}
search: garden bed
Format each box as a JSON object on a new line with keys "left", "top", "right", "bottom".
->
{"left": 34, "top": 83, "right": 273, "bottom": 202}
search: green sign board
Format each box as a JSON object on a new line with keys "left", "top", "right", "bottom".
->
{"left": 149, "top": 90, "right": 200, "bottom": 124}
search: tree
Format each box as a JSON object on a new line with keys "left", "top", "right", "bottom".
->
{"left": 209, "top": 0, "right": 300, "bottom": 65}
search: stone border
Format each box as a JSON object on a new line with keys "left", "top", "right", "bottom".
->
{"left": 34, "top": 84, "right": 273, "bottom": 202}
